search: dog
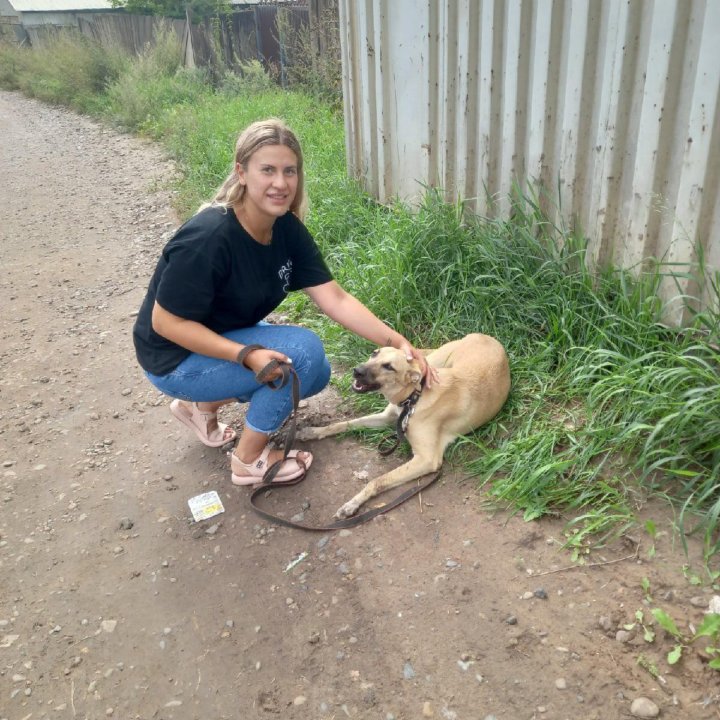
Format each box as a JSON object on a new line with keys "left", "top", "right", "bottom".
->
{"left": 298, "top": 333, "right": 511, "bottom": 519}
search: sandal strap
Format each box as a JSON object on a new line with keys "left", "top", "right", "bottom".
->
{"left": 232, "top": 446, "right": 271, "bottom": 474}
{"left": 192, "top": 402, "right": 215, "bottom": 420}
{"left": 236, "top": 344, "right": 266, "bottom": 369}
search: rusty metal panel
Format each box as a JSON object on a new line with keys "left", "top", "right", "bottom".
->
{"left": 339, "top": 0, "right": 720, "bottom": 321}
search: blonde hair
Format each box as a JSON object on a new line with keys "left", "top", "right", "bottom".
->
{"left": 201, "top": 118, "right": 307, "bottom": 220}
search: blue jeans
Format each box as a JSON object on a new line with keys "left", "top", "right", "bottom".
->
{"left": 145, "top": 323, "right": 331, "bottom": 434}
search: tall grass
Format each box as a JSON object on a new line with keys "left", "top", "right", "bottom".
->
{"left": 1, "top": 32, "right": 718, "bottom": 559}
{"left": 0, "top": 31, "right": 126, "bottom": 113}
{"left": 305, "top": 185, "right": 720, "bottom": 560}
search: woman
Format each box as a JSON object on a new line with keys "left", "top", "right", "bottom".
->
{"left": 133, "top": 118, "right": 434, "bottom": 485}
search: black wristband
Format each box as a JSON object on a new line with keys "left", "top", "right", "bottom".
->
{"left": 236, "top": 344, "right": 265, "bottom": 369}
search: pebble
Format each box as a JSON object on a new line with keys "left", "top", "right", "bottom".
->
{"left": 630, "top": 697, "right": 660, "bottom": 718}
{"left": 293, "top": 695, "right": 307, "bottom": 706}
{"left": 403, "top": 661, "right": 416, "bottom": 679}
{"left": 689, "top": 596, "right": 708, "bottom": 608}
{"left": 598, "top": 615, "right": 612, "bottom": 631}
{"left": 505, "top": 615, "right": 518, "bottom": 625}
{"left": 555, "top": 678, "right": 567, "bottom": 690}
{"left": 101, "top": 620, "right": 117, "bottom": 633}
{"left": 615, "top": 630, "right": 632, "bottom": 643}
{"left": 121, "top": 388, "right": 132, "bottom": 396}
{"left": 534, "top": 588, "right": 548, "bottom": 600}
{"left": 422, "top": 701, "right": 434, "bottom": 717}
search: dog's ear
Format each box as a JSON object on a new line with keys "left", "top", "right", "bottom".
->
{"left": 404, "top": 362, "right": 422, "bottom": 386}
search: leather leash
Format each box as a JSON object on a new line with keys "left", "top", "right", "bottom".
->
{"left": 240, "top": 346, "right": 441, "bottom": 531}
{"left": 377, "top": 380, "right": 425, "bottom": 457}
{"left": 249, "top": 470, "right": 441, "bottom": 531}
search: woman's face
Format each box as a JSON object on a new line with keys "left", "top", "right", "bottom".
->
{"left": 237, "top": 144, "right": 299, "bottom": 220}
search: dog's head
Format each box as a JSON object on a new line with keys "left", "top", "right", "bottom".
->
{"left": 352, "top": 347, "right": 423, "bottom": 402}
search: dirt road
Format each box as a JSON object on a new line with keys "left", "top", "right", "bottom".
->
{"left": 1, "top": 90, "right": 718, "bottom": 720}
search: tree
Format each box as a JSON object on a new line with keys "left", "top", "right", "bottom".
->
{"left": 109, "top": 0, "right": 231, "bottom": 20}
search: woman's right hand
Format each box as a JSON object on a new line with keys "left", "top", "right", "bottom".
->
{"left": 241, "top": 346, "right": 292, "bottom": 381}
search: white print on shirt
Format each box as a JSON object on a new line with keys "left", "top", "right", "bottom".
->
{"left": 278, "top": 259, "right": 293, "bottom": 292}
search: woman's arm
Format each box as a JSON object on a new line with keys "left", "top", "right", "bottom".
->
{"left": 151, "top": 302, "right": 288, "bottom": 376}
{"left": 304, "top": 281, "right": 438, "bottom": 385}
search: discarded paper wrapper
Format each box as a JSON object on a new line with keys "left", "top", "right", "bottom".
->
{"left": 188, "top": 491, "right": 225, "bottom": 522}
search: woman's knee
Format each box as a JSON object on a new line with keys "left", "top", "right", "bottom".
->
{"left": 288, "top": 326, "right": 325, "bottom": 359}
{"left": 283, "top": 328, "right": 330, "bottom": 395}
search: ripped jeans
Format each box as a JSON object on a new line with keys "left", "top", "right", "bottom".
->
{"left": 144, "top": 323, "right": 331, "bottom": 434}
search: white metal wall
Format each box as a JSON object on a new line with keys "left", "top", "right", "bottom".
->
{"left": 339, "top": 0, "right": 720, "bottom": 322}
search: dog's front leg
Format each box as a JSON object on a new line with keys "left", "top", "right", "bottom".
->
{"left": 297, "top": 404, "right": 398, "bottom": 441}
{"left": 335, "top": 452, "right": 440, "bottom": 519}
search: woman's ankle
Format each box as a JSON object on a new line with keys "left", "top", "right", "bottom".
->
{"left": 232, "top": 446, "right": 268, "bottom": 464}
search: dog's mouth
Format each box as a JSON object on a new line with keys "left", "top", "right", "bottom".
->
{"left": 352, "top": 378, "right": 380, "bottom": 394}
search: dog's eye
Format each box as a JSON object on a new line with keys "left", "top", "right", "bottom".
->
{"left": 371, "top": 349, "right": 380, "bottom": 357}
{"left": 382, "top": 363, "right": 394, "bottom": 371}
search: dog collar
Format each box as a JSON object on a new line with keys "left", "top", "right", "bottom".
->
{"left": 379, "top": 379, "right": 425, "bottom": 456}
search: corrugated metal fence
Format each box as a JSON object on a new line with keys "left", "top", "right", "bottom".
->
{"left": 339, "top": 0, "right": 720, "bottom": 322}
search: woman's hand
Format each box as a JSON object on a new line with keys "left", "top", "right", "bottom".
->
{"left": 305, "top": 282, "right": 441, "bottom": 388}
{"left": 241, "top": 346, "right": 292, "bottom": 382}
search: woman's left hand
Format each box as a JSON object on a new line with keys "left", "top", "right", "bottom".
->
{"left": 398, "top": 340, "right": 440, "bottom": 388}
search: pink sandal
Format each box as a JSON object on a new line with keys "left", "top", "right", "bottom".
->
{"left": 169, "top": 399, "right": 237, "bottom": 448}
{"left": 230, "top": 447, "right": 312, "bottom": 486}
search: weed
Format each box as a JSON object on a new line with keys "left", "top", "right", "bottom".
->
{"left": 1, "top": 32, "right": 127, "bottom": 113}
{"left": 695, "top": 612, "right": 720, "bottom": 670}
{"left": 645, "top": 519, "right": 658, "bottom": 559}
{"left": 625, "top": 608, "right": 656, "bottom": 643}
{"left": 641, "top": 577, "right": 653, "bottom": 603}
{"left": 636, "top": 653, "right": 660, "bottom": 679}
{"left": 219, "top": 60, "right": 275, "bottom": 95}
{"left": 628, "top": 579, "right": 720, "bottom": 670}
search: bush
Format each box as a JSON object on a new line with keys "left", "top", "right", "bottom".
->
{"left": 0, "top": 41, "right": 24, "bottom": 90}
{"left": 219, "top": 60, "right": 275, "bottom": 96}
{"left": 1, "top": 32, "right": 127, "bottom": 113}
{"left": 105, "top": 25, "right": 207, "bottom": 132}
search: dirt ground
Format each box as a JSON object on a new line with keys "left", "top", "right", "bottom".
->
{"left": 1, "top": 90, "right": 719, "bottom": 720}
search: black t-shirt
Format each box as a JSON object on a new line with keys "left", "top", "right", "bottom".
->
{"left": 132, "top": 206, "right": 333, "bottom": 375}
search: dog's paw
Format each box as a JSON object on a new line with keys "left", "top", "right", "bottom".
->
{"left": 296, "top": 427, "right": 321, "bottom": 441}
{"left": 335, "top": 500, "right": 360, "bottom": 519}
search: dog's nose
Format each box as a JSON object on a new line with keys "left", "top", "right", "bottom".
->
{"left": 352, "top": 366, "right": 363, "bottom": 378}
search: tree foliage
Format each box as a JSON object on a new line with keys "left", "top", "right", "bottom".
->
{"left": 109, "top": 0, "right": 231, "bottom": 20}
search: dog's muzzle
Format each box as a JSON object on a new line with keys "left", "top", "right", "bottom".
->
{"left": 352, "top": 365, "right": 381, "bottom": 393}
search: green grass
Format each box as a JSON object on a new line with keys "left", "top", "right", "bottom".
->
{"left": 1, "top": 33, "right": 719, "bottom": 562}
{"left": 0, "top": 31, "right": 126, "bottom": 114}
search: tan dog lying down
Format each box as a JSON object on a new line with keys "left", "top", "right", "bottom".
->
{"left": 298, "top": 333, "right": 511, "bottom": 519}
